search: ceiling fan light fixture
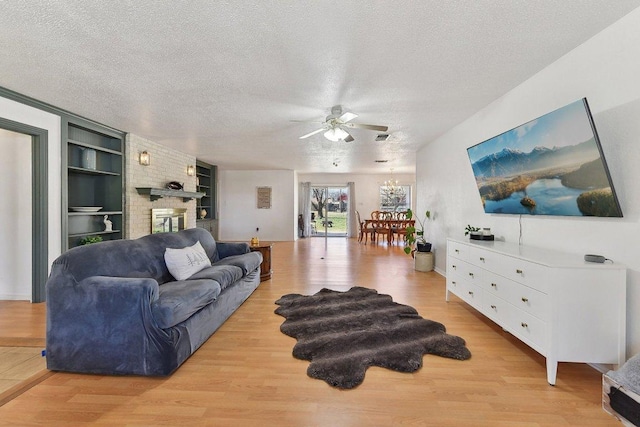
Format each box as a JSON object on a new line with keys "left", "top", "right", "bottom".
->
{"left": 324, "top": 127, "right": 349, "bottom": 141}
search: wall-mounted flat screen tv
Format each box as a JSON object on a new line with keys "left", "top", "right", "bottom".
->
{"left": 466, "top": 98, "right": 622, "bottom": 217}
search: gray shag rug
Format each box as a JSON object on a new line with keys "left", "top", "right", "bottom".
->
{"left": 274, "top": 286, "right": 471, "bottom": 389}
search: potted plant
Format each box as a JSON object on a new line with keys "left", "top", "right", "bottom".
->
{"left": 404, "top": 209, "right": 431, "bottom": 255}
{"left": 464, "top": 225, "right": 480, "bottom": 237}
{"left": 79, "top": 235, "right": 103, "bottom": 245}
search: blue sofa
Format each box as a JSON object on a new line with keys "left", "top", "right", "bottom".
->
{"left": 45, "top": 228, "right": 262, "bottom": 376}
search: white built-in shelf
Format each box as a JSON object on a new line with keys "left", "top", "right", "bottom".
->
{"left": 69, "top": 230, "right": 121, "bottom": 238}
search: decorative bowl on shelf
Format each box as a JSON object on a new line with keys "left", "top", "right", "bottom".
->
{"left": 166, "top": 181, "right": 184, "bottom": 190}
{"left": 70, "top": 206, "right": 103, "bottom": 212}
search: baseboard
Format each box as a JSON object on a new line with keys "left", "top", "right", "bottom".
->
{"left": 0, "top": 294, "right": 31, "bottom": 301}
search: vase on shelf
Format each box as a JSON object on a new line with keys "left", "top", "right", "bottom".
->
{"left": 81, "top": 148, "right": 97, "bottom": 170}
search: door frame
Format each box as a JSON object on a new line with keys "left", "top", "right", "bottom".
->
{"left": 0, "top": 117, "right": 48, "bottom": 302}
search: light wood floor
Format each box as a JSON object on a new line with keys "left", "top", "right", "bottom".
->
{"left": 0, "top": 238, "right": 617, "bottom": 426}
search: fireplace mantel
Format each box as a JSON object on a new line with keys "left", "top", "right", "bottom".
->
{"left": 136, "top": 187, "right": 205, "bottom": 202}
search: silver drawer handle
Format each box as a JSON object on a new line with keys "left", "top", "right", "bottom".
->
{"left": 491, "top": 283, "right": 497, "bottom": 288}
{"left": 479, "top": 257, "right": 485, "bottom": 262}
{"left": 468, "top": 272, "right": 474, "bottom": 277}
{"left": 490, "top": 305, "right": 496, "bottom": 309}
{"left": 452, "top": 281, "right": 456, "bottom": 285}
{"left": 521, "top": 297, "right": 529, "bottom": 303}
{"left": 455, "top": 249, "right": 459, "bottom": 253}
{"left": 521, "top": 322, "right": 528, "bottom": 328}
{"left": 452, "top": 265, "right": 457, "bottom": 269}
{"left": 516, "top": 269, "right": 523, "bottom": 274}
{"left": 468, "top": 291, "right": 474, "bottom": 296}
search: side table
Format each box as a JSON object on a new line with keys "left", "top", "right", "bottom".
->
{"left": 249, "top": 242, "right": 273, "bottom": 281}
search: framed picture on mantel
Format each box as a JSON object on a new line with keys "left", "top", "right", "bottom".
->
{"left": 257, "top": 186, "right": 272, "bottom": 209}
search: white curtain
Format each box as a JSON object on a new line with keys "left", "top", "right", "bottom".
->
{"left": 301, "top": 182, "right": 311, "bottom": 237}
{"left": 347, "top": 182, "right": 356, "bottom": 238}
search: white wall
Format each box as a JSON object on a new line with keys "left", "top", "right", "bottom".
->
{"left": 218, "top": 170, "right": 297, "bottom": 241}
{"left": 0, "top": 130, "right": 31, "bottom": 299}
{"left": 298, "top": 173, "right": 416, "bottom": 220}
{"left": 416, "top": 8, "right": 640, "bottom": 358}
{"left": 0, "top": 96, "right": 62, "bottom": 301}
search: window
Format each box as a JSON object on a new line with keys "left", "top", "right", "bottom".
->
{"left": 379, "top": 185, "right": 411, "bottom": 212}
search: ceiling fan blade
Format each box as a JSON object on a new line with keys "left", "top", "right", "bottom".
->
{"left": 338, "top": 112, "right": 358, "bottom": 123}
{"left": 343, "top": 123, "right": 389, "bottom": 132}
{"left": 299, "top": 128, "right": 326, "bottom": 139}
{"left": 344, "top": 133, "right": 355, "bottom": 142}
{"left": 290, "top": 119, "right": 325, "bottom": 123}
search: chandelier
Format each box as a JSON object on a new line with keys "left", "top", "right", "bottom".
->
{"left": 383, "top": 169, "right": 402, "bottom": 195}
{"left": 381, "top": 169, "right": 406, "bottom": 210}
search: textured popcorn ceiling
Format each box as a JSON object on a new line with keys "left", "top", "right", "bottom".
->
{"left": 1, "top": 1, "right": 639, "bottom": 173}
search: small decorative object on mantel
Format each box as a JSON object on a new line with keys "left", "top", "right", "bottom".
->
{"left": 466, "top": 225, "right": 494, "bottom": 241}
{"left": 103, "top": 215, "right": 112, "bottom": 232}
{"left": 465, "top": 224, "right": 480, "bottom": 236}
{"left": 166, "top": 181, "right": 184, "bottom": 190}
{"left": 200, "top": 209, "right": 207, "bottom": 219}
{"left": 250, "top": 237, "right": 260, "bottom": 246}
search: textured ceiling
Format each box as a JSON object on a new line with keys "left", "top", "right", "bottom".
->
{"left": 1, "top": 1, "right": 639, "bottom": 173}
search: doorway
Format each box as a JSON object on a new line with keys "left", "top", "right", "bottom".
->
{"left": 0, "top": 118, "right": 48, "bottom": 302}
{"left": 310, "top": 186, "right": 349, "bottom": 237}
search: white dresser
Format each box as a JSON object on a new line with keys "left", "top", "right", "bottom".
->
{"left": 446, "top": 238, "right": 626, "bottom": 385}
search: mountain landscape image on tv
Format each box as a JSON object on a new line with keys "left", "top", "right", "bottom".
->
{"left": 467, "top": 98, "right": 622, "bottom": 217}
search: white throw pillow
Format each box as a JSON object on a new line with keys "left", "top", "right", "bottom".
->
{"left": 164, "top": 241, "right": 212, "bottom": 281}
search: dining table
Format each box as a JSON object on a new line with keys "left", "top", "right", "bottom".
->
{"left": 363, "top": 219, "right": 415, "bottom": 245}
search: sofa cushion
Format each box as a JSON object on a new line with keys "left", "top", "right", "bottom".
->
{"left": 188, "top": 265, "right": 244, "bottom": 291}
{"left": 152, "top": 279, "right": 221, "bottom": 329}
{"left": 212, "top": 252, "right": 262, "bottom": 274}
{"left": 164, "top": 241, "right": 211, "bottom": 281}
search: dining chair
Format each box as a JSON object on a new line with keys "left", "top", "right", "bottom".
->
{"left": 391, "top": 219, "right": 413, "bottom": 245}
{"left": 395, "top": 211, "right": 408, "bottom": 220}
{"left": 357, "top": 211, "right": 376, "bottom": 243}
{"left": 356, "top": 210, "right": 364, "bottom": 242}
{"left": 372, "top": 219, "right": 392, "bottom": 245}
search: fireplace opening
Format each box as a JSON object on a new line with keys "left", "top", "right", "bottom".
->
{"left": 151, "top": 208, "right": 187, "bottom": 234}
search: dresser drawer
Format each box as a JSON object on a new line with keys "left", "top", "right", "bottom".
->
{"left": 501, "top": 257, "right": 549, "bottom": 293}
{"left": 505, "top": 281, "right": 550, "bottom": 320}
{"left": 465, "top": 263, "right": 484, "bottom": 287}
{"left": 480, "top": 269, "right": 510, "bottom": 299}
{"left": 447, "top": 240, "right": 470, "bottom": 262}
{"left": 446, "top": 275, "right": 465, "bottom": 299}
{"left": 469, "top": 246, "right": 501, "bottom": 271}
{"left": 507, "top": 307, "right": 548, "bottom": 353}
{"left": 483, "top": 292, "right": 507, "bottom": 325}
{"left": 447, "top": 257, "right": 470, "bottom": 277}
{"left": 460, "top": 281, "right": 483, "bottom": 311}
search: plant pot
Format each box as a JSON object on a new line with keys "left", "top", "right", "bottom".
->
{"left": 416, "top": 242, "right": 432, "bottom": 252}
{"left": 414, "top": 251, "right": 434, "bottom": 272}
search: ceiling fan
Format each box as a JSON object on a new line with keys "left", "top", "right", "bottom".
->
{"left": 295, "top": 105, "right": 388, "bottom": 142}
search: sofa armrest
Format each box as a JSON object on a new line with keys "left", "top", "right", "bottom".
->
{"left": 217, "top": 241, "right": 250, "bottom": 259}
{"left": 46, "top": 273, "right": 179, "bottom": 375}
